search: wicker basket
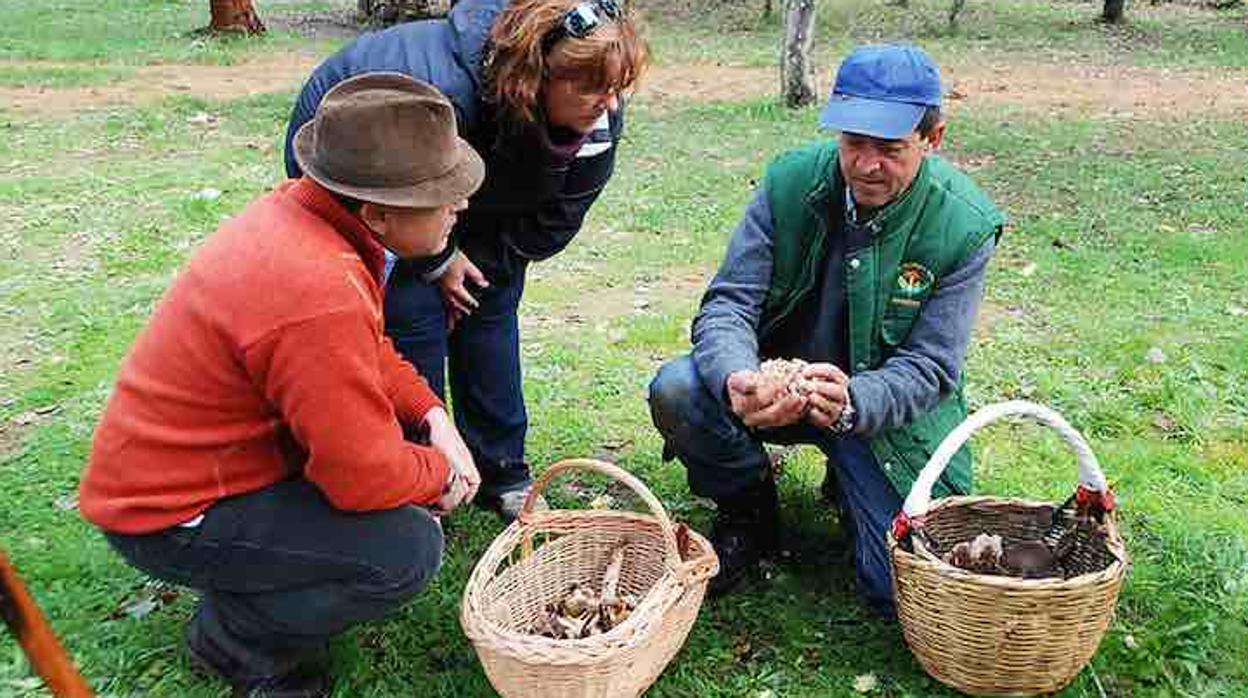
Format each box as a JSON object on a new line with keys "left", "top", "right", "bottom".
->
{"left": 888, "top": 401, "right": 1129, "bottom": 696}
{"left": 460, "top": 458, "right": 719, "bottom": 698}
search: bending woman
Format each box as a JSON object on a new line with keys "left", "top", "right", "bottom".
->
{"left": 285, "top": 0, "right": 647, "bottom": 520}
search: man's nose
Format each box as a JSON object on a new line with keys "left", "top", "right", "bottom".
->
{"left": 856, "top": 153, "right": 883, "bottom": 174}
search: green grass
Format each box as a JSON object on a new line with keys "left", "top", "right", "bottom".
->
{"left": 0, "top": 63, "right": 137, "bottom": 88}
{"left": 3, "top": 0, "right": 1248, "bottom": 696}
{"left": 642, "top": 0, "right": 1248, "bottom": 69}
{"left": 0, "top": 0, "right": 346, "bottom": 66}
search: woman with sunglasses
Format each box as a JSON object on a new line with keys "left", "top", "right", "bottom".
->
{"left": 284, "top": 0, "right": 647, "bottom": 520}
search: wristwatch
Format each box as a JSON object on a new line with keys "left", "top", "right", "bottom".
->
{"left": 830, "top": 397, "right": 856, "bottom": 435}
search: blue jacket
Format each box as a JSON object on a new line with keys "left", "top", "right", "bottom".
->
{"left": 284, "top": 0, "right": 622, "bottom": 280}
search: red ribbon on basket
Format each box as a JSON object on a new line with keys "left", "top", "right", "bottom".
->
{"left": 1075, "top": 484, "right": 1115, "bottom": 521}
{"left": 891, "top": 512, "right": 919, "bottom": 542}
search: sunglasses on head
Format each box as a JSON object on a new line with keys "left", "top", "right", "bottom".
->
{"left": 542, "top": 0, "right": 622, "bottom": 52}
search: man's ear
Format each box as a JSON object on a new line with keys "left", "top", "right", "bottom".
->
{"left": 923, "top": 120, "right": 948, "bottom": 151}
{"left": 359, "top": 202, "right": 386, "bottom": 237}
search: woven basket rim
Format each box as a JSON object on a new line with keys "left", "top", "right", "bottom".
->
{"left": 461, "top": 507, "right": 717, "bottom": 654}
{"left": 889, "top": 494, "right": 1129, "bottom": 590}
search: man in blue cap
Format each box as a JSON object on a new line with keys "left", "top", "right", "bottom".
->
{"left": 648, "top": 44, "right": 1003, "bottom": 614}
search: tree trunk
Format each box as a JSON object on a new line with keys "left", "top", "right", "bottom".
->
{"left": 209, "top": 0, "right": 266, "bottom": 35}
{"left": 948, "top": 0, "right": 967, "bottom": 28}
{"left": 1101, "top": 0, "right": 1127, "bottom": 23}
{"left": 780, "top": 0, "right": 817, "bottom": 108}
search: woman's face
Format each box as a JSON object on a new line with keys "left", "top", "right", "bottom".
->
{"left": 542, "top": 77, "right": 619, "bottom": 133}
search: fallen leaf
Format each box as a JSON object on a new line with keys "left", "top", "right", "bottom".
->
{"left": 11, "top": 404, "right": 62, "bottom": 426}
{"left": 731, "top": 637, "right": 753, "bottom": 662}
{"left": 853, "top": 673, "right": 878, "bottom": 693}
{"left": 6, "top": 678, "right": 44, "bottom": 691}
{"left": 1145, "top": 347, "right": 1167, "bottom": 364}
{"left": 108, "top": 581, "right": 180, "bottom": 621}
{"left": 1151, "top": 412, "right": 1178, "bottom": 433}
{"left": 118, "top": 597, "right": 159, "bottom": 620}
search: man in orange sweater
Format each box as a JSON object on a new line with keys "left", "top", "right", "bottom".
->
{"left": 79, "top": 73, "right": 485, "bottom": 698}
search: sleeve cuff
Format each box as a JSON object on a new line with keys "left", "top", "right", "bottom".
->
{"left": 846, "top": 374, "right": 886, "bottom": 436}
{"left": 696, "top": 350, "right": 759, "bottom": 408}
{"left": 392, "top": 382, "right": 445, "bottom": 427}
{"left": 420, "top": 247, "right": 457, "bottom": 282}
{"left": 409, "top": 445, "right": 451, "bottom": 506}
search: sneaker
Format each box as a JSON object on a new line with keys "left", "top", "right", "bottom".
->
{"left": 707, "top": 478, "right": 780, "bottom": 597}
{"left": 478, "top": 482, "right": 548, "bottom": 523}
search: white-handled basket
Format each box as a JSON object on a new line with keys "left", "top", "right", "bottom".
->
{"left": 888, "top": 401, "right": 1128, "bottom": 696}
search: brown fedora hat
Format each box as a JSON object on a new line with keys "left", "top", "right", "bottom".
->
{"left": 294, "top": 72, "right": 484, "bottom": 208}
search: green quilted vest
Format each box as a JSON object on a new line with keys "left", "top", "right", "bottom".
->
{"left": 761, "top": 141, "right": 1003, "bottom": 500}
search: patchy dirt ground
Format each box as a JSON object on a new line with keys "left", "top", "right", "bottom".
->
{"left": 522, "top": 264, "right": 711, "bottom": 336}
{"left": 0, "top": 50, "right": 1242, "bottom": 382}
{"left": 0, "top": 54, "right": 323, "bottom": 115}
{"left": 641, "top": 60, "right": 1248, "bottom": 119}
{"left": 0, "top": 421, "right": 25, "bottom": 459}
{"left": 3, "top": 54, "right": 1247, "bottom": 119}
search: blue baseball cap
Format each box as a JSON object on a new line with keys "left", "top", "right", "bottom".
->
{"left": 819, "top": 44, "right": 942, "bottom": 139}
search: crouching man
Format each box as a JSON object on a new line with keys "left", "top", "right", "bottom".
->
{"left": 79, "top": 74, "right": 485, "bottom": 697}
{"left": 648, "top": 45, "right": 1004, "bottom": 615}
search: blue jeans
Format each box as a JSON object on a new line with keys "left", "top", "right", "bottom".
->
{"left": 648, "top": 355, "right": 901, "bottom": 613}
{"left": 383, "top": 264, "right": 531, "bottom": 492}
{"left": 105, "top": 479, "right": 443, "bottom": 681}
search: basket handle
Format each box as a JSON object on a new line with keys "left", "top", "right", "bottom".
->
{"left": 901, "top": 400, "right": 1109, "bottom": 519}
{"left": 519, "top": 458, "right": 682, "bottom": 570}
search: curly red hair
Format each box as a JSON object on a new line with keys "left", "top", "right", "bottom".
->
{"left": 487, "top": 0, "right": 648, "bottom": 123}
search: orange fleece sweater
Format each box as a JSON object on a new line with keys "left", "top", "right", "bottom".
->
{"left": 80, "top": 178, "right": 449, "bottom": 534}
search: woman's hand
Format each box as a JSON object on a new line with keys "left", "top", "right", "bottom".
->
{"left": 438, "top": 251, "right": 488, "bottom": 332}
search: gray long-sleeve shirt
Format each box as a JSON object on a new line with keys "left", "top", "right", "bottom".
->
{"left": 691, "top": 186, "right": 995, "bottom": 438}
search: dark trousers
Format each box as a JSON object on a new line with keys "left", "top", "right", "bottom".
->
{"left": 648, "top": 355, "right": 901, "bottom": 612}
{"left": 384, "top": 265, "right": 531, "bottom": 492}
{"left": 105, "top": 479, "right": 444, "bottom": 681}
